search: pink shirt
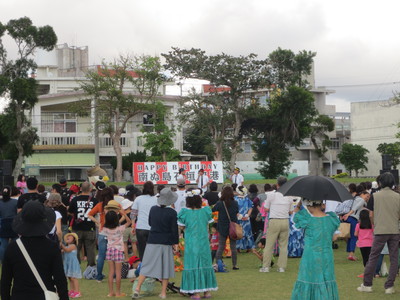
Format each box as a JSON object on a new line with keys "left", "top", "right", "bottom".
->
{"left": 101, "top": 225, "right": 125, "bottom": 251}
{"left": 16, "top": 181, "right": 26, "bottom": 189}
{"left": 355, "top": 223, "right": 374, "bottom": 248}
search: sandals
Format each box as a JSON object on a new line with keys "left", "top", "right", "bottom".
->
{"left": 132, "top": 290, "right": 141, "bottom": 298}
{"left": 115, "top": 293, "right": 127, "bottom": 298}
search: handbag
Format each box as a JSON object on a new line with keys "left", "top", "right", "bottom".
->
{"left": 16, "top": 239, "right": 60, "bottom": 300}
{"left": 337, "top": 222, "right": 351, "bottom": 239}
{"left": 335, "top": 197, "right": 355, "bottom": 216}
{"left": 223, "top": 201, "right": 243, "bottom": 240}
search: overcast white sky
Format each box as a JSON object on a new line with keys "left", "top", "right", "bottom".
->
{"left": 2, "top": 0, "right": 400, "bottom": 112}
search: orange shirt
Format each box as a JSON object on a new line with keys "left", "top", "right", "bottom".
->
{"left": 88, "top": 201, "right": 124, "bottom": 231}
{"left": 88, "top": 202, "right": 106, "bottom": 230}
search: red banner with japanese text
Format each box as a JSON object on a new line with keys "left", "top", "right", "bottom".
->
{"left": 132, "top": 161, "right": 224, "bottom": 185}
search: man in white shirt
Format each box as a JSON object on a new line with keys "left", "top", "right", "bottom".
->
{"left": 176, "top": 168, "right": 186, "bottom": 181}
{"left": 260, "top": 176, "right": 292, "bottom": 273}
{"left": 174, "top": 178, "right": 186, "bottom": 213}
{"left": 231, "top": 167, "right": 244, "bottom": 186}
{"left": 196, "top": 169, "right": 209, "bottom": 192}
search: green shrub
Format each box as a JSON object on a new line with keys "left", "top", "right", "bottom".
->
{"left": 332, "top": 172, "right": 348, "bottom": 179}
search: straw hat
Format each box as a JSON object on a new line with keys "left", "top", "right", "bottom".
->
{"left": 104, "top": 200, "right": 121, "bottom": 211}
{"left": 64, "top": 232, "right": 79, "bottom": 245}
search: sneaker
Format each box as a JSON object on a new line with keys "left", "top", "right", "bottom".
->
{"left": 132, "top": 290, "right": 141, "bottom": 299}
{"left": 357, "top": 274, "right": 364, "bottom": 278}
{"left": 68, "top": 291, "right": 74, "bottom": 297}
{"left": 259, "top": 267, "right": 270, "bottom": 273}
{"left": 71, "top": 292, "right": 82, "bottom": 298}
{"left": 348, "top": 255, "right": 357, "bottom": 261}
{"left": 385, "top": 287, "right": 395, "bottom": 294}
{"left": 357, "top": 284, "right": 372, "bottom": 293}
{"left": 277, "top": 268, "right": 285, "bottom": 273}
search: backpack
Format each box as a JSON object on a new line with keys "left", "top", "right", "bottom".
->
{"left": 335, "top": 198, "right": 355, "bottom": 216}
{"left": 83, "top": 265, "right": 97, "bottom": 280}
{"left": 121, "top": 262, "right": 130, "bottom": 279}
{"left": 216, "top": 259, "right": 228, "bottom": 272}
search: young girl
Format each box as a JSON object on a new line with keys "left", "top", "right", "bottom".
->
{"left": 354, "top": 209, "right": 374, "bottom": 278}
{"left": 61, "top": 233, "right": 82, "bottom": 298}
{"left": 291, "top": 200, "right": 340, "bottom": 300}
{"left": 102, "top": 210, "right": 131, "bottom": 297}
{"left": 16, "top": 174, "right": 27, "bottom": 194}
{"left": 210, "top": 224, "right": 219, "bottom": 263}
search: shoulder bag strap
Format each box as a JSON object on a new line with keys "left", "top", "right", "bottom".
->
{"left": 222, "top": 201, "right": 232, "bottom": 222}
{"left": 16, "top": 238, "right": 48, "bottom": 292}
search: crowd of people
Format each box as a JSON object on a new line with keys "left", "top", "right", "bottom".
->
{"left": 0, "top": 169, "right": 399, "bottom": 300}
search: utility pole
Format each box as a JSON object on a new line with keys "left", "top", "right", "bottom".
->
{"left": 92, "top": 98, "right": 100, "bottom": 165}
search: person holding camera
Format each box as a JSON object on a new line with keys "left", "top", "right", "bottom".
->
{"left": 68, "top": 181, "right": 98, "bottom": 266}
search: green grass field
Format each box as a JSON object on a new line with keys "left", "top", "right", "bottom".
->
{"left": 77, "top": 240, "right": 398, "bottom": 300}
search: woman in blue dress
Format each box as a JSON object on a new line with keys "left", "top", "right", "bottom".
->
{"left": 291, "top": 200, "right": 340, "bottom": 300}
{"left": 178, "top": 188, "right": 218, "bottom": 299}
{"left": 288, "top": 199, "right": 305, "bottom": 257}
{"left": 234, "top": 186, "right": 255, "bottom": 251}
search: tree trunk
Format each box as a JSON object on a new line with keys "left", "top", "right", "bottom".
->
{"left": 112, "top": 133, "right": 123, "bottom": 182}
{"left": 12, "top": 140, "right": 24, "bottom": 183}
{"left": 214, "top": 139, "right": 223, "bottom": 161}
{"left": 12, "top": 109, "right": 24, "bottom": 183}
{"left": 229, "top": 109, "right": 242, "bottom": 173}
{"left": 229, "top": 140, "right": 240, "bottom": 174}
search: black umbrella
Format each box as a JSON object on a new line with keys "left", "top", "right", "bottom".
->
{"left": 277, "top": 175, "right": 352, "bottom": 202}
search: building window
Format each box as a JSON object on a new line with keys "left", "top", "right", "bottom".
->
{"left": 143, "top": 113, "right": 153, "bottom": 125}
{"left": 142, "top": 113, "right": 154, "bottom": 132}
{"left": 242, "top": 141, "right": 253, "bottom": 153}
{"left": 330, "top": 138, "right": 340, "bottom": 150}
{"left": 41, "top": 113, "right": 77, "bottom": 133}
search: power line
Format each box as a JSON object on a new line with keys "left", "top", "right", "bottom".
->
{"left": 323, "top": 81, "right": 400, "bottom": 89}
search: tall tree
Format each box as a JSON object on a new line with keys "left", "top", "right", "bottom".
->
{"left": 0, "top": 17, "right": 57, "bottom": 180}
{"left": 268, "top": 47, "right": 316, "bottom": 89}
{"left": 76, "top": 55, "right": 165, "bottom": 181}
{"left": 183, "top": 121, "right": 216, "bottom": 161}
{"left": 377, "top": 142, "right": 400, "bottom": 169}
{"left": 178, "top": 91, "right": 232, "bottom": 161}
{"left": 338, "top": 143, "right": 369, "bottom": 177}
{"left": 162, "top": 48, "right": 269, "bottom": 171}
{"left": 309, "top": 114, "right": 335, "bottom": 175}
{"left": 242, "top": 86, "right": 317, "bottom": 178}
{"left": 141, "top": 101, "right": 180, "bottom": 162}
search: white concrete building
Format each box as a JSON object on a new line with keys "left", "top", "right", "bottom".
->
{"left": 351, "top": 99, "right": 399, "bottom": 176}
{"left": 26, "top": 44, "right": 182, "bottom": 182}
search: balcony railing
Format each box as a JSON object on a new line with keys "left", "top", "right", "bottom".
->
{"left": 36, "top": 135, "right": 130, "bottom": 148}
{"left": 99, "top": 137, "right": 129, "bottom": 148}
{"left": 38, "top": 136, "right": 92, "bottom": 145}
